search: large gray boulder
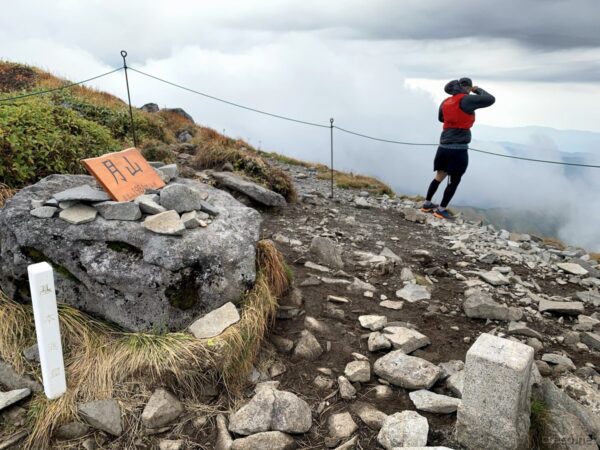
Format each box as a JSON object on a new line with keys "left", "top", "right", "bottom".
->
{"left": 212, "top": 171, "right": 286, "bottom": 207}
{"left": 0, "top": 175, "right": 261, "bottom": 332}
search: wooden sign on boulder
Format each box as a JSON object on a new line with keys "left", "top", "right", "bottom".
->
{"left": 82, "top": 148, "right": 165, "bottom": 202}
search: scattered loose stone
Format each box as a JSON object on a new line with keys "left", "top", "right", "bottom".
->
{"left": 0, "top": 388, "right": 30, "bottom": 412}
{"left": 580, "top": 332, "right": 600, "bottom": 351}
{"left": 54, "top": 421, "right": 90, "bottom": 440}
{"left": 231, "top": 431, "right": 296, "bottom": 450}
{"left": 377, "top": 411, "right": 429, "bottom": 449}
{"left": 542, "top": 353, "right": 576, "bottom": 371}
{"left": 215, "top": 414, "right": 234, "bottom": 450}
{"left": 305, "top": 261, "right": 330, "bottom": 273}
{"left": 328, "top": 412, "right": 358, "bottom": 442}
{"left": 293, "top": 330, "right": 323, "bottom": 360}
{"left": 135, "top": 194, "right": 166, "bottom": 214}
{"left": 507, "top": 321, "right": 543, "bottom": 339}
{"left": 374, "top": 351, "right": 441, "bottom": 389}
{"left": 189, "top": 302, "right": 240, "bottom": 339}
{"left": 159, "top": 440, "right": 184, "bottom": 450}
{"left": 142, "top": 210, "right": 186, "bottom": 236}
{"left": 395, "top": 284, "right": 431, "bottom": 303}
{"left": 438, "top": 360, "right": 464, "bottom": 380}
{"left": 538, "top": 299, "right": 584, "bottom": 315}
{"left": 142, "top": 389, "right": 184, "bottom": 429}
{"left": 53, "top": 184, "right": 110, "bottom": 203}
{"left": 180, "top": 210, "right": 209, "bottom": 229}
{"left": 94, "top": 201, "right": 141, "bottom": 221}
{"left": 368, "top": 332, "right": 392, "bottom": 352}
{"left": 446, "top": 371, "right": 464, "bottom": 398}
{"left": 463, "top": 291, "right": 522, "bottom": 321}
{"left": 347, "top": 277, "right": 377, "bottom": 292}
{"left": 309, "top": 236, "right": 344, "bottom": 269}
{"left": 30, "top": 206, "right": 58, "bottom": 218}
{"left": 59, "top": 204, "right": 98, "bottom": 224}
{"left": 379, "top": 300, "right": 404, "bottom": 310}
{"left": 78, "top": 399, "right": 123, "bottom": 436}
{"left": 328, "top": 295, "right": 350, "bottom": 304}
{"left": 557, "top": 262, "right": 589, "bottom": 276}
{"left": 358, "top": 315, "right": 387, "bottom": 331}
{"left": 409, "top": 389, "right": 461, "bottom": 413}
{"left": 338, "top": 376, "right": 357, "bottom": 399}
{"left": 159, "top": 183, "right": 209, "bottom": 213}
{"left": 212, "top": 171, "right": 286, "bottom": 207}
{"left": 350, "top": 402, "right": 388, "bottom": 430}
{"left": 344, "top": 360, "right": 370, "bottom": 382}
{"left": 383, "top": 326, "right": 430, "bottom": 353}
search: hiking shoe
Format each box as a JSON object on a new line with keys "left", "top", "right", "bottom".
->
{"left": 420, "top": 202, "right": 438, "bottom": 213}
{"left": 433, "top": 208, "right": 454, "bottom": 220}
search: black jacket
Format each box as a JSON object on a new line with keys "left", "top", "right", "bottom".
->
{"left": 439, "top": 80, "right": 495, "bottom": 147}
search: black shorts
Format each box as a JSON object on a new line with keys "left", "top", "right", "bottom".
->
{"left": 433, "top": 146, "right": 469, "bottom": 176}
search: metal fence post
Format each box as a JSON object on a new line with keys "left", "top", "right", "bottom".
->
{"left": 120, "top": 50, "right": 138, "bottom": 148}
{"left": 330, "top": 118, "right": 334, "bottom": 198}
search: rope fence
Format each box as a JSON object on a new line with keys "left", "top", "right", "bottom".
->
{"left": 2, "top": 50, "right": 600, "bottom": 198}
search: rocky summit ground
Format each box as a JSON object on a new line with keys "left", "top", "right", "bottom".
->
{"left": 2, "top": 153, "right": 600, "bottom": 450}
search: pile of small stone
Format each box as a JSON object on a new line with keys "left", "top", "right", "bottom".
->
{"left": 28, "top": 164, "right": 219, "bottom": 236}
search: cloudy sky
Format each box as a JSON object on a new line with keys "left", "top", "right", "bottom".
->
{"left": 2, "top": 0, "right": 600, "bottom": 248}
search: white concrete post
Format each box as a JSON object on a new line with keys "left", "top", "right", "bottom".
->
{"left": 27, "top": 262, "right": 67, "bottom": 399}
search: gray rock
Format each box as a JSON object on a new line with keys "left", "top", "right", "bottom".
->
{"left": 328, "top": 412, "right": 358, "bottom": 441}
{"left": 143, "top": 210, "right": 186, "bottom": 236}
{"left": 159, "top": 164, "right": 180, "bottom": 182}
{"left": 359, "top": 315, "right": 387, "bottom": 331}
{"left": 55, "top": 421, "right": 90, "bottom": 440}
{"left": 309, "top": 236, "right": 344, "bottom": 269}
{"left": 456, "top": 334, "right": 534, "bottom": 450}
{"left": 30, "top": 206, "right": 58, "bottom": 218}
{"left": 53, "top": 184, "right": 110, "bottom": 203}
{"left": 581, "top": 332, "right": 600, "bottom": 351}
{"left": 374, "top": 351, "right": 441, "bottom": 389}
{"left": 141, "top": 103, "right": 159, "bottom": 113}
{"left": 344, "top": 360, "right": 370, "bottom": 382}
{"left": 377, "top": 411, "right": 429, "bottom": 449}
{"left": 135, "top": 194, "right": 166, "bottom": 214}
{"left": 576, "top": 290, "right": 600, "bottom": 307}
{"left": 215, "top": 414, "right": 233, "bottom": 450}
{"left": 354, "top": 196, "right": 371, "bottom": 209}
{"left": 438, "top": 360, "right": 464, "bottom": 380}
{"left": 446, "top": 371, "right": 464, "bottom": 398}
{"left": 0, "top": 360, "right": 42, "bottom": 392}
{"left": 539, "top": 299, "right": 585, "bottom": 315}
{"left": 159, "top": 440, "right": 184, "bottom": 450}
{"left": 59, "top": 204, "right": 98, "bottom": 224}
{"left": 22, "top": 344, "right": 39, "bottom": 363}
{"left": 163, "top": 107, "right": 194, "bottom": 122}
{"left": 0, "top": 388, "right": 31, "bottom": 412}
{"left": 229, "top": 386, "right": 311, "bottom": 436}
{"left": 395, "top": 283, "right": 431, "bottom": 303}
{"left": 78, "top": 399, "right": 123, "bottom": 436}
{"left": 0, "top": 175, "right": 260, "bottom": 332}
{"left": 347, "top": 277, "right": 377, "bottom": 293}
{"left": 478, "top": 270, "right": 510, "bottom": 286}
{"left": 383, "top": 326, "right": 430, "bottom": 353}
{"left": 94, "top": 201, "right": 141, "bottom": 221}
{"left": 409, "top": 389, "right": 461, "bottom": 414}
{"left": 507, "top": 321, "right": 543, "bottom": 339}
{"left": 557, "top": 262, "right": 588, "bottom": 276}
{"left": 380, "top": 300, "right": 404, "bottom": 310}
{"left": 574, "top": 315, "right": 600, "bottom": 332}
{"left": 189, "top": 302, "right": 240, "bottom": 339}
{"left": 542, "top": 409, "right": 597, "bottom": 450}
{"left": 293, "top": 330, "right": 323, "bottom": 361}
{"left": 159, "top": 183, "right": 209, "bottom": 213}
{"left": 212, "top": 171, "right": 286, "bottom": 207}
{"left": 368, "top": 332, "right": 392, "bottom": 352}
{"left": 181, "top": 210, "right": 209, "bottom": 229}
{"left": 542, "top": 353, "right": 576, "bottom": 371}
{"left": 141, "top": 389, "right": 184, "bottom": 428}
{"left": 338, "top": 376, "right": 357, "bottom": 400}
{"left": 463, "top": 291, "right": 522, "bottom": 321}
{"left": 350, "top": 402, "right": 388, "bottom": 430}
{"left": 231, "top": 431, "right": 296, "bottom": 450}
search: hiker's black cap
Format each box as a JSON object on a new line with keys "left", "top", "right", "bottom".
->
{"left": 458, "top": 77, "right": 473, "bottom": 88}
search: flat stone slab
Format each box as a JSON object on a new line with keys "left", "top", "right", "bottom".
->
{"left": 78, "top": 399, "right": 123, "bottom": 436}
{"left": 374, "top": 351, "right": 441, "bottom": 389}
{"left": 539, "top": 299, "right": 584, "bottom": 315}
{"left": 463, "top": 291, "right": 522, "bottom": 321}
{"left": 383, "top": 327, "right": 430, "bottom": 353}
{"left": 189, "top": 302, "right": 241, "bottom": 339}
{"left": 94, "top": 201, "right": 141, "bottom": 221}
{"left": 478, "top": 270, "right": 510, "bottom": 286}
{"left": 0, "top": 388, "right": 31, "bottom": 412}
{"left": 542, "top": 353, "right": 576, "bottom": 370}
{"left": 395, "top": 284, "right": 431, "bottom": 303}
{"left": 135, "top": 194, "right": 166, "bottom": 214}
{"left": 409, "top": 389, "right": 461, "bottom": 414}
{"left": 212, "top": 171, "right": 286, "bottom": 207}
{"left": 0, "top": 175, "right": 261, "bottom": 332}
{"left": 359, "top": 315, "right": 387, "bottom": 331}
{"left": 53, "top": 184, "right": 111, "bottom": 203}
{"left": 59, "top": 204, "right": 98, "bottom": 224}
{"left": 507, "top": 321, "right": 543, "bottom": 340}
{"left": 557, "top": 262, "right": 588, "bottom": 276}
{"left": 143, "top": 210, "right": 186, "bottom": 236}
{"left": 30, "top": 206, "right": 58, "bottom": 218}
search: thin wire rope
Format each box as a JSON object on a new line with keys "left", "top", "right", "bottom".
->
{"left": 0, "top": 67, "right": 123, "bottom": 103}
{"left": 128, "top": 66, "right": 330, "bottom": 129}
{"left": 334, "top": 125, "right": 600, "bottom": 168}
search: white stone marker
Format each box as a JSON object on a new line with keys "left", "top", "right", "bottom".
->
{"left": 456, "top": 333, "right": 533, "bottom": 450}
{"left": 27, "top": 262, "right": 66, "bottom": 399}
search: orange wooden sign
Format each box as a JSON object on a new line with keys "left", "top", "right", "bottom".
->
{"left": 82, "top": 148, "right": 165, "bottom": 202}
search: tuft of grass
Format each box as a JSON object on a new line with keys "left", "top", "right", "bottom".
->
{"left": 0, "top": 183, "right": 17, "bottom": 208}
{"left": 529, "top": 398, "right": 549, "bottom": 449}
{"left": 588, "top": 252, "right": 600, "bottom": 262}
{"left": 0, "top": 240, "right": 288, "bottom": 449}
{"left": 542, "top": 237, "right": 566, "bottom": 250}
{"left": 316, "top": 168, "right": 394, "bottom": 195}
{"left": 260, "top": 151, "right": 324, "bottom": 170}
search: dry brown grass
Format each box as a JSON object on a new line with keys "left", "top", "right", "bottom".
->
{"left": 589, "top": 253, "right": 600, "bottom": 263}
{"left": 0, "top": 240, "right": 288, "bottom": 449}
{"left": 0, "top": 183, "right": 17, "bottom": 208}
{"left": 542, "top": 237, "right": 566, "bottom": 250}
{"left": 316, "top": 169, "right": 394, "bottom": 195}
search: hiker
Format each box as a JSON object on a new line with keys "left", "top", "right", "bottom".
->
{"left": 420, "top": 78, "right": 495, "bottom": 219}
